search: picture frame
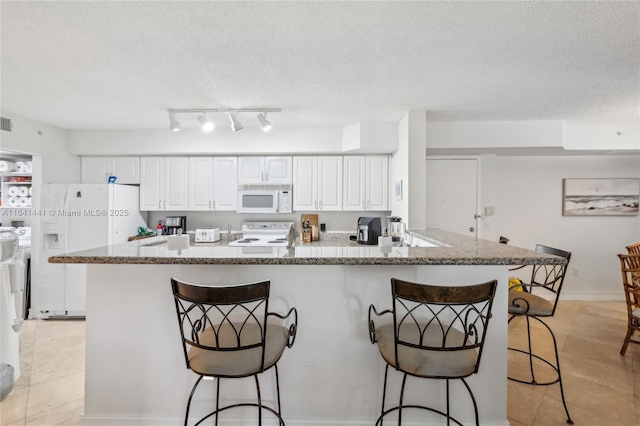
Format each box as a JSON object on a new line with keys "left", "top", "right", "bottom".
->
{"left": 395, "top": 180, "right": 403, "bottom": 201}
{"left": 562, "top": 178, "right": 640, "bottom": 216}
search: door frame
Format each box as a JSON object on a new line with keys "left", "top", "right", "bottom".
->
{"left": 425, "top": 155, "right": 482, "bottom": 238}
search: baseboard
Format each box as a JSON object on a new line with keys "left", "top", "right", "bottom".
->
{"left": 559, "top": 291, "right": 623, "bottom": 302}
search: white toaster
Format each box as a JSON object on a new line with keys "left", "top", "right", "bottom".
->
{"left": 195, "top": 228, "right": 220, "bottom": 243}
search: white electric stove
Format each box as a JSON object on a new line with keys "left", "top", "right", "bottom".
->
{"left": 228, "top": 222, "right": 295, "bottom": 247}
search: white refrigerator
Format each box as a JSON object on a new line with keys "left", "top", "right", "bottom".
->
{"left": 32, "top": 184, "right": 147, "bottom": 318}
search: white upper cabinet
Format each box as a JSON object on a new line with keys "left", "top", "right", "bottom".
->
{"left": 238, "top": 156, "right": 292, "bottom": 184}
{"left": 293, "top": 157, "right": 318, "bottom": 210}
{"left": 365, "top": 155, "right": 388, "bottom": 211}
{"left": 343, "top": 155, "right": 388, "bottom": 211}
{"left": 140, "top": 157, "right": 188, "bottom": 211}
{"left": 212, "top": 157, "right": 237, "bottom": 210}
{"left": 188, "top": 157, "right": 214, "bottom": 210}
{"left": 317, "top": 156, "right": 342, "bottom": 211}
{"left": 293, "top": 156, "right": 342, "bottom": 211}
{"left": 81, "top": 157, "right": 139, "bottom": 184}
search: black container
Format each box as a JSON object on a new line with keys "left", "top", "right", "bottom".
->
{"left": 357, "top": 217, "right": 382, "bottom": 245}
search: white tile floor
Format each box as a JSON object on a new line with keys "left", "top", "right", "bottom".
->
{"left": 1, "top": 301, "right": 639, "bottom": 425}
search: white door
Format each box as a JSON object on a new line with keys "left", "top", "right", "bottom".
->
{"left": 140, "top": 157, "right": 164, "bottom": 210}
{"left": 293, "top": 157, "right": 317, "bottom": 211}
{"left": 425, "top": 158, "right": 479, "bottom": 237}
{"left": 81, "top": 157, "right": 110, "bottom": 183}
{"left": 265, "top": 156, "right": 292, "bottom": 183}
{"left": 366, "top": 156, "right": 388, "bottom": 210}
{"left": 343, "top": 156, "right": 366, "bottom": 211}
{"left": 318, "top": 156, "right": 342, "bottom": 210}
{"left": 238, "top": 157, "right": 265, "bottom": 184}
{"left": 111, "top": 157, "right": 140, "bottom": 184}
{"left": 164, "top": 157, "right": 189, "bottom": 210}
{"left": 212, "top": 157, "right": 237, "bottom": 210}
{"left": 189, "top": 157, "right": 214, "bottom": 210}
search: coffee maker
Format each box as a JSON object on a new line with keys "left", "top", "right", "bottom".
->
{"left": 164, "top": 216, "right": 187, "bottom": 235}
{"left": 357, "top": 217, "right": 382, "bottom": 245}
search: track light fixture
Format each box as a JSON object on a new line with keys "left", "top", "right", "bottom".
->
{"left": 228, "top": 112, "right": 243, "bottom": 132}
{"left": 197, "top": 113, "right": 214, "bottom": 132}
{"left": 169, "top": 112, "right": 181, "bottom": 132}
{"left": 167, "top": 108, "right": 281, "bottom": 132}
{"left": 257, "top": 112, "right": 272, "bottom": 132}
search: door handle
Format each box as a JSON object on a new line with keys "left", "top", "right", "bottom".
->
{"left": 469, "top": 227, "right": 475, "bottom": 232}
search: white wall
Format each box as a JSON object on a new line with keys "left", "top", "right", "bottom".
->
{"left": 494, "top": 155, "right": 640, "bottom": 300}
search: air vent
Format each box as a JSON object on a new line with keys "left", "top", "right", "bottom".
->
{"left": 0, "top": 117, "right": 13, "bottom": 132}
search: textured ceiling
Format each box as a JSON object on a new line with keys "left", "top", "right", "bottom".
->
{"left": 1, "top": 1, "right": 638, "bottom": 130}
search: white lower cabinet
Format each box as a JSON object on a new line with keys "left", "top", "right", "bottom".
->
{"left": 293, "top": 156, "right": 342, "bottom": 211}
{"left": 140, "top": 157, "right": 188, "bottom": 211}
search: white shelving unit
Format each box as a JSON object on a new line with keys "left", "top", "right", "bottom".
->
{"left": 0, "top": 156, "right": 32, "bottom": 209}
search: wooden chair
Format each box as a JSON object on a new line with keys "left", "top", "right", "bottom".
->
{"left": 626, "top": 242, "right": 640, "bottom": 255}
{"left": 368, "top": 278, "right": 497, "bottom": 426}
{"left": 618, "top": 254, "right": 640, "bottom": 355}
{"left": 171, "top": 278, "right": 298, "bottom": 426}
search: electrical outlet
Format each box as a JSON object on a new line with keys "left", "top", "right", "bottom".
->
{"left": 573, "top": 266, "right": 579, "bottom": 276}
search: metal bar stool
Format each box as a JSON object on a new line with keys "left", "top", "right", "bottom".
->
{"left": 171, "top": 278, "right": 298, "bottom": 426}
{"left": 508, "top": 244, "right": 573, "bottom": 424}
{"left": 368, "top": 278, "right": 497, "bottom": 425}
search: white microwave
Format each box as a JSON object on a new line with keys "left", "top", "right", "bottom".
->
{"left": 237, "top": 185, "right": 293, "bottom": 214}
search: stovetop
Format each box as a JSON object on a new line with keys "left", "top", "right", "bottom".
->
{"left": 228, "top": 221, "right": 294, "bottom": 247}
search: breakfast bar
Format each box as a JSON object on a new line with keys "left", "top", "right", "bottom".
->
{"left": 49, "top": 230, "right": 566, "bottom": 426}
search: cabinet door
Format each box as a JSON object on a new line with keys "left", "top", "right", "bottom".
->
{"left": 81, "top": 157, "right": 110, "bottom": 183}
{"left": 189, "top": 157, "right": 214, "bottom": 210}
{"left": 293, "top": 157, "right": 317, "bottom": 211}
{"left": 366, "top": 156, "right": 388, "bottom": 211}
{"left": 140, "top": 157, "right": 164, "bottom": 210}
{"left": 343, "top": 156, "right": 366, "bottom": 211}
{"left": 164, "top": 157, "right": 189, "bottom": 210}
{"left": 237, "top": 157, "right": 265, "bottom": 184}
{"left": 212, "top": 157, "right": 237, "bottom": 210}
{"left": 318, "top": 156, "right": 342, "bottom": 211}
{"left": 265, "top": 156, "right": 292, "bottom": 184}
{"left": 111, "top": 157, "right": 140, "bottom": 184}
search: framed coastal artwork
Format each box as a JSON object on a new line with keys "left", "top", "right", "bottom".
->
{"left": 562, "top": 178, "right": 640, "bottom": 216}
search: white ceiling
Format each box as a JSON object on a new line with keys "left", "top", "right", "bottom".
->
{"left": 1, "top": 1, "right": 638, "bottom": 131}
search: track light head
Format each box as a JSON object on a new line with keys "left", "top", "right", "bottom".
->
{"left": 169, "top": 112, "right": 181, "bottom": 132}
{"left": 257, "top": 112, "right": 272, "bottom": 132}
{"left": 197, "top": 113, "right": 214, "bottom": 132}
{"left": 229, "top": 112, "right": 243, "bottom": 132}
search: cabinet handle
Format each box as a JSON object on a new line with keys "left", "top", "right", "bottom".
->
{"left": 212, "top": 200, "right": 216, "bottom": 209}
{"left": 105, "top": 173, "right": 109, "bottom": 181}
{"left": 164, "top": 200, "right": 167, "bottom": 209}
{"left": 209, "top": 200, "right": 212, "bottom": 209}
{"left": 261, "top": 172, "right": 265, "bottom": 181}
{"left": 265, "top": 172, "right": 269, "bottom": 181}
{"left": 362, "top": 201, "right": 365, "bottom": 210}
{"left": 158, "top": 201, "right": 162, "bottom": 209}
{"left": 314, "top": 201, "right": 317, "bottom": 209}
{"left": 319, "top": 201, "right": 323, "bottom": 209}
{"left": 367, "top": 200, "right": 371, "bottom": 209}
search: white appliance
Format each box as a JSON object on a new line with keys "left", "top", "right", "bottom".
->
{"left": 0, "top": 228, "right": 22, "bottom": 390}
{"left": 195, "top": 228, "right": 220, "bottom": 243}
{"left": 32, "top": 184, "right": 147, "bottom": 318}
{"left": 229, "top": 222, "right": 294, "bottom": 247}
{"left": 236, "top": 185, "right": 293, "bottom": 214}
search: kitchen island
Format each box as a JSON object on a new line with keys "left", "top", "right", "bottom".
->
{"left": 49, "top": 230, "right": 565, "bottom": 426}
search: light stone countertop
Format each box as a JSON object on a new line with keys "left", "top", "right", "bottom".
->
{"left": 47, "top": 229, "right": 566, "bottom": 266}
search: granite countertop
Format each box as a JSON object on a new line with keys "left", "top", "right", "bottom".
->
{"left": 47, "top": 229, "right": 566, "bottom": 266}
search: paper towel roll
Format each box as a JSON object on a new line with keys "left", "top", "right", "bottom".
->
{"left": 0, "top": 161, "right": 14, "bottom": 172}
{"left": 7, "top": 187, "right": 18, "bottom": 197}
{"left": 26, "top": 198, "right": 32, "bottom": 207}
{"left": 8, "top": 198, "right": 19, "bottom": 207}
{"left": 28, "top": 187, "right": 32, "bottom": 197}
{"left": 14, "top": 162, "right": 24, "bottom": 172}
{"left": 16, "top": 187, "right": 28, "bottom": 197}
{"left": 24, "top": 162, "right": 32, "bottom": 173}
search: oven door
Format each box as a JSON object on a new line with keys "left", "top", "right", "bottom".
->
{"left": 236, "top": 189, "right": 278, "bottom": 213}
